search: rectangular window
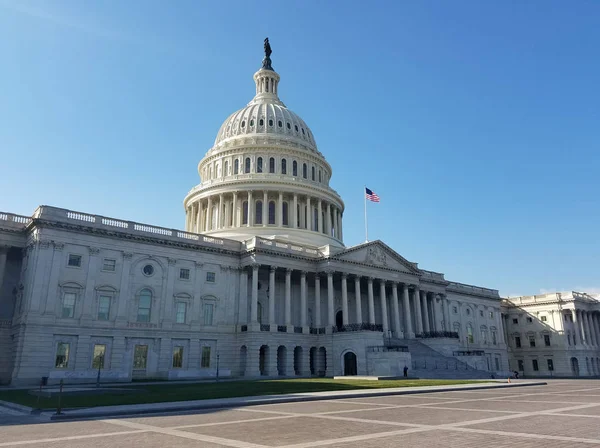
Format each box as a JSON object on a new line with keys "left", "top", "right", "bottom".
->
{"left": 489, "top": 311, "right": 494, "bottom": 319}
{"left": 527, "top": 317, "right": 533, "bottom": 323}
{"left": 568, "top": 333, "right": 572, "bottom": 345}
{"left": 515, "top": 336, "right": 521, "bottom": 348}
{"left": 137, "top": 295, "right": 152, "bottom": 322}
{"left": 574, "top": 334, "right": 577, "bottom": 345}
{"left": 92, "top": 344, "right": 106, "bottom": 369}
{"left": 529, "top": 335, "right": 536, "bottom": 347}
{"left": 544, "top": 334, "right": 551, "bottom": 346}
{"left": 203, "top": 303, "right": 214, "bottom": 326}
{"left": 55, "top": 343, "right": 70, "bottom": 368}
{"left": 201, "top": 346, "right": 211, "bottom": 368}
{"left": 179, "top": 268, "right": 190, "bottom": 280}
{"left": 495, "top": 357, "right": 500, "bottom": 371}
{"left": 68, "top": 254, "right": 82, "bottom": 267}
{"left": 452, "top": 306, "right": 457, "bottom": 314}
{"left": 512, "top": 318, "right": 518, "bottom": 324}
{"left": 541, "top": 315, "right": 547, "bottom": 322}
{"left": 133, "top": 345, "right": 148, "bottom": 369}
{"left": 62, "top": 293, "right": 76, "bottom": 318}
{"left": 492, "top": 331, "right": 497, "bottom": 345}
{"left": 175, "top": 302, "right": 187, "bottom": 324}
{"left": 98, "top": 295, "right": 111, "bottom": 321}
{"left": 532, "top": 359, "right": 539, "bottom": 371}
{"left": 172, "top": 346, "right": 184, "bottom": 368}
{"left": 547, "top": 359, "right": 554, "bottom": 371}
{"left": 206, "top": 272, "right": 216, "bottom": 283}
{"left": 102, "top": 259, "right": 116, "bottom": 271}
{"left": 517, "top": 359, "right": 524, "bottom": 371}
{"left": 479, "top": 310, "right": 484, "bottom": 317}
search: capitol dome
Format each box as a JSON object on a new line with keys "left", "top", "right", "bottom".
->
{"left": 183, "top": 39, "right": 345, "bottom": 248}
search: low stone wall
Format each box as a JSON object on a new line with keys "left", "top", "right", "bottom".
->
{"left": 167, "top": 368, "right": 231, "bottom": 380}
{"left": 367, "top": 350, "right": 411, "bottom": 377}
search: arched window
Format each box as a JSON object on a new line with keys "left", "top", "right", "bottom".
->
{"left": 224, "top": 161, "right": 229, "bottom": 176}
{"left": 297, "top": 204, "right": 301, "bottom": 227}
{"left": 269, "top": 157, "right": 275, "bottom": 173}
{"left": 313, "top": 207, "right": 318, "bottom": 231}
{"left": 245, "top": 157, "right": 251, "bottom": 174}
{"left": 321, "top": 210, "right": 325, "bottom": 233}
{"left": 292, "top": 161, "right": 298, "bottom": 176}
{"left": 255, "top": 201, "right": 263, "bottom": 225}
{"left": 137, "top": 289, "right": 152, "bottom": 322}
{"left": 282, "top": 202, "right": 289, "bottom": 226}
{"left": 467, "top": 324, "right": 474, "bottom": 344}
{"left": 234, "top": 159, "right": 239, "bottom": 175}
{"left": 302, "top": 163, "right": 307, "bottom": 179}
{"left": 242, "top": 201, "right": 248, "bottom": 225}
{"left": 281, "top": 158, "right": 287, "bottom": 174}
{"left": 268, "top": 201, "right": 276, "bottom": 224}
{"left": 319, "top": 170, "right": 322, "bottom": 183}
{"left": 257, "top": 157, "right": 263, "bottom": 173}
{"left": 311, "top": 166, "right": 315, "bottom": 181}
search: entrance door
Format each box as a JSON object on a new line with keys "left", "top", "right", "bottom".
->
{"left": 344, "top": 352, "right": 357, "bottom": 376}
{"left": 571, "top": 357, "right": 580, "bottom": 377}
{"left": 132, "top": 344, "right": 148, "bottom": 379}
{"left": 336, "top": 310, "right": 344, "bottom": 331}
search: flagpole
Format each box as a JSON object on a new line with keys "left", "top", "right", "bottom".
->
{"left": 364, "top": 185, "right": 369, "bottom": 243}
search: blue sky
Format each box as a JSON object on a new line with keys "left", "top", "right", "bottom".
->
{"left": 1, "top": 1, "right": 598, "bottom": 297}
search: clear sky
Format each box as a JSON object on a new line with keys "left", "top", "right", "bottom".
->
{"left": 1, "top": 1, "right": 598, "bottom": 297}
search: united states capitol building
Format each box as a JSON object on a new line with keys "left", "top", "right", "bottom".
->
{"left": 1, "top": 41, "right": 595, "bottom": 385}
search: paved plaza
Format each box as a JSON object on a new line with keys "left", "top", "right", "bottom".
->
{"left": 2, "top": 380, "right": 600, "bottom": 447}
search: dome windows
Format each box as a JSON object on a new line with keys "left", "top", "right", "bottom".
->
{"left": 269, "top": 157, "right": 275, "bottom": 173}
{"left": 268, "top": 201, "right": 276, "bottom": 225}
{"left": 311, "top": 166, "right": 315, "bottom": 181}
{"left": 241, "top": 120, "right": 246, "bottom": 128}
{"left": 287, "top": 122, "right": 291, "bottom": 130}
{"left": 244, "top": 158, "right": 251, "bottom": 174}
{"left": 278, "top": 120, "right": 282, "bottom": 128}
{"left": 257, "top": 157, "right": 263, "bottom": 173}
{"left": 302, "top": 163, "right": 307, "bottom": 179}
{"left": 302, "top": 128, "right": 305, "bottom": 135}
{"left": 295, "top": 125, "right": 299, "bottom": 132}
{"left": 259, "top": 118, "right": 264, "bottom": 127}
{"left": 255, "top": 201, "right": 263, "bottom": 225}
{"left": 292, "top": 161, "right": 298, "bottom": 177}
{"left": 281, "top": 159, "right": 287, "bottom": 174}
{"left": 268, "top": 119, "right": 273, "bottom": 127}
{"left": 250, "top": 119, "right": 255, "bottom": 127}
{"left": 234, "top": 159, "right": 239, "bottom": 175}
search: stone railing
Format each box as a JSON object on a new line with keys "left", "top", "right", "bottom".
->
{"left": 247, "top": 237, "right": 322, "bottom": 258}
{"left": 31, "top": 206, "right": 241, "bottom": 252}
{"left": 420, "top": 270, "right": 446, "bottom": 282}
{"left": 0, "top": 212, "right": 32, "bottom": 231}
{"left": 453, "top": 350, "right": 485, "bottom": 357}
{"left": 447, "top": 281, "right": 499, "bottom": 299}
{"left": 332, "top": 323, "right": 383, "bottom": 333}
{"left": 368, "top": 345, "right": 409, "bottom": 353}
{"left": 260, "top": 324, "right": 270, "bottom": 332}
{"left": 416, "top": 331, "right": 459, "bottom": 339}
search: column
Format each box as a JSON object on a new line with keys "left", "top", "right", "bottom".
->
{"left": 317, "top": 200, "right": 323, "bottom": 233}
{"left": 247, "top": 191, "right": 254, "bottom": 227}
{"left": 354, "top": 276, "right": 363, "bottom": 324}
{"left": 421, "top": 291, "right": 430, "bottom": 333}
{"left": 341, "top": 274, "right": 349, "bottom": 325}
{"left": 578, "top": 310, "right": 587, "bottom": 345}
{"left": 232, "top": 192, "right": 238, "bottom": 228}
{"left": 43, "top": 242, "right": 64, "bottom": 314}
{"left": 433, "top": 295, "right": 442, "bottom": 331}
{"left": 585, "top": 312, "right": 595, "bottom": 346}
{"left": 333, "top": 207, "right": 339, "bottom": 238}
{"left": 285, "top": 269, "right": 292, "bottom": 326}
{"left": 414, "top": 286, "right": 423, "bottom": 334}
{"left": 162, "top": 258, "right": 177, "bottom": 325}
{"left": 307, "top": 196, "right": 312, "bottom": 230}
{"left": 572, "top": 309, "right": 581, "bottom": 346}
{"left": 367, "top": 277, "right": 375, "bottom": 324}
{"left": 326, "top": 203, "right": 332, "bottom": 236}
{"left": 593, "top": 313, "right": 600, "bottom": 347}
{"left": 269, "top": 267, "right": 276, "bottom": 326}
{"left": 277, "top": 192, "right": 283, "bottom": 227}
{"left": 262, "top": 191, "right": 268, "bottom": 226}
{"left": 496, "top": 307, "right": 505, "bottom": 344}
{"left": 300, "top": 271, "right": 307, "bottom": 327}
{"left": 380, "top": 280, "right": 389, "bottom": 334}
{"left": 293, "top": 194, "right": 298, "bottom": 228}
{"left": 327, "top": 271, "right": 334, "bottom": 326}
{"left": 403, "top": 284, "right": 414, "bottom": 338}
{"left": 217, "top": 194, "right": 223, "bottom": 229}
{"left": 392, "top": 282, "right": 401, "bottom": 338}
{"left": 239, "top": 268, "right": 249, "bottom": 324}
{"left": 116, "top": 252, "right": 133, "bottom": 322}
{"left": 250, "top": 264, "right": 259, "bottom": 323}
{"left": 185, "top": 207, "right": 191, "bottom": 231}
{"left": 81, "top": 247, "right": 100, "bottom": 319}
{"left": 206, "top": 196, "right": 212, "bottom": 230}
{"left": 444, "top": 295, "right": 451, "bottom": 332}
{"left": 339, "top": 211, "right": 343, "bottom": 241}
{"left": 224, "top": 197, "right": 231, "bottom": 228}
{"left": 315, "top": 274, "right": 321, "bottom": 327}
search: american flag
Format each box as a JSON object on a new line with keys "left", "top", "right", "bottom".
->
{"left": 365, "top": 187, "right": 380, "bottom": 202}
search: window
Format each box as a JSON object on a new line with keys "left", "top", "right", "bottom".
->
{"left": 544, "top": 334, "right": 551, "bottom": 347}
{"left": 466, "top": 326, "right": 474, "bottom": 344}
{"left": 281, "top": 158, "right": 287, "bottom": 174}
{"left": 489, "top": 311, "right": 494, "bottom": 319}
{"left": 529, "top": 335, "right": 536, "bottom": 347}
{"left": 453, "top": 306, "right": 458, "bottom": 314}
{"left": 517, "top": 359, "right": 524, "bottom": 371}
{"left": 172, "top": 346, "right": 183, "bottom": 368}
{"left": 241, "top": 120, "right": 245, "bottom": 128}
{"left": 137, "top": 289, "right": 152, "bottom": 322}
{"left": 143, "top": 264, "right": 154, "bottom": 276}
{"left": 302, "top": 163, "right": 307, "bottom": 179}
{"left": 568, "top": 333, "right": 572, "bottom": 345}
{"left": 206, "top": 272, "right": 216, "bottom": 283}
{"left": 133, "top": 345, "right": 148, "bottom": 369}
{"left": 294, "top": 124, "right": 298, "bottom": 132}
{"left": 250, "top": 119, "right": 254, "bottom": 127}
{"left": 98, "top": 295, "right": 111, "bottom": 321}
{"left": 224, "top": 160, "right": 229, "bottom": 175}
{"left": 292, "top": 161, "right": 298, "bottom": 176}
{"left": 269, "top": 157, "right": 275, "bottom": 173}
{"left": 547, "top": 359, "right": 554, "bottom": 371}
{"left": 282, "top": 202, "right": 289, "bottom": 225}
{"left": 201, "top": 346, "right": 211, "bottom": 368}
{"left": 287, "top": 122, "right": 291, "bottom": 129}
{"left": 527, "top": 317, "right": 533, "bottom": 323}
{"left": 268, "top": 201, "right": 276, "bottom": 224}
{"left": 495, "top": 357, "right": 500, "bottom": 370}
{"left": 259, "top": 118, "right": 264, "bottom": 126}
{"left": 541, "top": 315, "right": 547, "bottom": 322}
{"left": 175, "top": 302, "right": 187, "bottom": 324}
{"left": 319, "top": 170, "right": 322, "bottom": 182}
{"left": 532, "top": 359, "right": 539, "bottom": 371}
{"left": 515, "top": 336, "right": 521, "bottom": 348}
{"left": 242, "top": 201, "right": 248, "bottom": 225}
{"left": 62, "top": 292, "right": 76, "bottom": 318}
{"left": 480, "top": 329, "right": 487, "bottom": 344}
{"left": 574, "top": 334, "right": 577, "bottom": 345}
{"left": 102, "top": 259, "right": 116, "bottom": 271}
{"left": 466, "top": 308, "right": 471, "bottom": 316}
{"left": 92, "top": 344, "right": 106, "bottom": 369}
{"left": 255, "top": 201, "right": 263, "bottom": 225}
{"left": 268, "top": 119, "right": 273, "bottom": 127}
{"left": 278, "top": 120, "right": 282, "bottom": 127}
{"left": 234, "top": 159, "right": 239, "bottom": 174}
{"left": 257, "top": 157, "right": 263, "bottom": 173}
{"left": 244, "top": 157, "right": 251, "bottom": 173}
{"left": 311, "top": 166, "right": 315, "bottom": 181}
{"left": 179, "top": 268, "right": 190, "bottom": 280}
{"left": 512, "top": 318, "right": 518, "bottom": 324}
{"left": 68, "top": 254, "right": 82, "bottom": 267}
{"left": 203, "top": 303, "right": 214, "bottom": 325}
{"left": 55, "top": 343, "right": 70, "bottom": 368}
{"left": 492, "top": 330, "right": 497, "bottom": 345}
{"left": 479, "top": 310, "right": 484, "bottom": 317}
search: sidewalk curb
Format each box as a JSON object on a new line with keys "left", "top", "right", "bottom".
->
{"left": 0, "top": 399, "right": 34, "bottom": 414}
{"left": 47, "top": 381, "right": 547, "bottom": 421}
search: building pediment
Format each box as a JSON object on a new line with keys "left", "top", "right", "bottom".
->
{"left": 328, "top": 240, "right": 420, "bottom": 274}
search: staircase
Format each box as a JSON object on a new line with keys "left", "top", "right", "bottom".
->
{"left": 389, "top": 338, "right": 493, "bottom": 379}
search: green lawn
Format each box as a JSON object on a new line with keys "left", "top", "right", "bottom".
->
{"left": 0, "top": 378, "right": 489, "bottom": 410}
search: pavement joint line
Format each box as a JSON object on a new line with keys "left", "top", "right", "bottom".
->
{"left": 103, "top": 418, "right": 269, "bottom": 448}
{"left": 0, "top": 430, "right": 149, "bottom": 447}
{"left": 169, "top": 414, "right": 300, "bottom": 429}
{"left": 438, "top": 425, "right": 600, "bottom": 445}
{"left": 543, "top": 412, "right": 600, "bottom": 419}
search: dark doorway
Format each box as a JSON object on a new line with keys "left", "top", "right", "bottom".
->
{"left": 571, "top": 357, "right": 580, "bottom": 377}
{"left": 336, "top": 310, "right": 343, "bottom": 330}
{"left": 344, "top": 351, "right": 357, "bottom": 376}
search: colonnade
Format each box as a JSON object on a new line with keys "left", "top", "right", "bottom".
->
{"left": 242, "top": 264, "right": 450, "bottom": 338}
{"left": 571, "top": 309, "right": 600, "bottom": 348}
{"left": 185, "top": 192, "right": 343, "bottom": 240}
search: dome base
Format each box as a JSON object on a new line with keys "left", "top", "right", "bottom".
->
{"left": 202, "top": 227, "right": 344, "bottom": 248}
